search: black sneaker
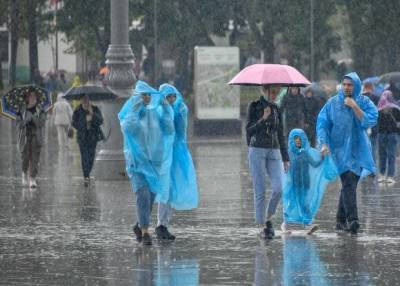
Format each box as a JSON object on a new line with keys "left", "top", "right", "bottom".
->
{"left": 142, "top": 233, "right": 152, "bottom": 246}
{"left": 155, "top": 225, "right": 176, "bottom": 240}
{"left": 348, "top": 220, "right": 360, "bottom": 235}
{"left": 133, "top": 223, "right": 143, "bottom": 242}
{"left": 262, "top": 221, "right": 275, "bottom": 239}
{"left": 336, "top": 222, "right": 349, "bottom": 232}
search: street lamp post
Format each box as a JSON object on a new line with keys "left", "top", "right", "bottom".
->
{"left": 94, "top": 0, "right": 136, "bottom": 180}
{"left": 310, "top": 0, "right": 315, "bottom": 81}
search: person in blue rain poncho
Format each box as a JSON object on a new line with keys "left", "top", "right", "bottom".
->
{"left": 155, "top": 83, "right": 199, "bottom": 241}
{"left": 282, "top": 129, "right": 338, "bottom": 234}
{"left": 317, "top": 72, "right": 378, "bottom": 234}
{"left": 118, "top": 80, "right": 175, "bottom": 246}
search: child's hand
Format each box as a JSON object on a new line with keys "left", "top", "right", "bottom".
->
{"left": 283, "top": 161, "right": 290, "bottom": 173}
{"left": 321, "top": 144, "right": 330, "bottom": 156}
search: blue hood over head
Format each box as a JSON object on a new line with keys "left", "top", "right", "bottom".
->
{"left": 340, "top": 72, "right": 362, "bottom": 100}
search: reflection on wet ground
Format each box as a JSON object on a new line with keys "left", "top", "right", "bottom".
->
{"left": 1, "top": 118, "right": 400, "bottom": 285}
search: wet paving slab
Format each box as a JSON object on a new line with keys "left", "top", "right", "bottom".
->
{"left": 1, "top": 118, "right": 400, "bottom": 285}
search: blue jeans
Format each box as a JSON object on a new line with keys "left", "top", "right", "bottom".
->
{"left": 158, "top": 203, "right": 172, "bottom": 226}
{"left": 136, "top": 186, "right": 156, "bottom": 228}
{"left": 248, "top": 147, "right": 283, "bottom": 224}
{"left": 378, "top": 133, "right": 397, "bottom": 177}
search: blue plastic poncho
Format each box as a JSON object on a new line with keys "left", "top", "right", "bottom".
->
{"left": 159, "top": 84, "right": 199, "bottom": 210}
{"left": 316, "top": 72, "right": 378, "bottom": 177}
{"left": 118, "top": 80, "right": 175, "bottom": 203}
{"left": 283, "top": 129, "right": 338, "bottom": 225}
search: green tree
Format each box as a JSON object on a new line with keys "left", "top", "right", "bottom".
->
{"left": 344, "top": 0, "right": 400, "bottom": 77}
{"left": 58, "top": 0, "right": 110, "bottom": 63}
{"left": 130, "top": 0, "right": 231, "bottom": 92}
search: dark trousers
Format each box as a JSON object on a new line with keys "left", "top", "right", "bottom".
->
{"left": 304, "top": 123, "right": 316, "bottom": 147}
{"left": 378, "top": 133, "right": 397, "bottom": 177}
{"left": 79, "top": 142, "right": 97, "bottom": 178}
{"left": 337, "top": 171, "right": 360, "bottom": 224}
{"left": 22, "top": 135, "right": 41, "bottom": 178}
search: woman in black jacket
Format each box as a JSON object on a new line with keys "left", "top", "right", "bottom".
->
{"left": 246, "top": 85, "right": 289, "bottom": 239}
{"left": 72, "top": 95, "right": 104, "bottom": 186}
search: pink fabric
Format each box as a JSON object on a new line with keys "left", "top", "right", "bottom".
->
{"left": 378, "top": 90, "right": 400, "bottom": 111}
{"left": 228, "top": 64, "right": 311, "bottom": 86}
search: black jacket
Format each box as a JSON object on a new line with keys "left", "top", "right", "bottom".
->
{"left": 363, "top": 92, "right": 380, "bottom": 137}
{"left": 72, "top": 105, "right": 104, "bottom": 145}
{"left": 378, "top": 107, "right": 400, "bottom": 134}
{"left": 246, "top": 96, "right": 289, "bottom": 162}
{"left": 304, "top": 96, "right": 321, "bottom": 126}
{"left": 280, "top": 92, "right": 306, "bottom": 130}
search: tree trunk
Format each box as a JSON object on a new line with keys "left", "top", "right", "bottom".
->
{"left": 0, "top": 57, "right": 3, "bottom": 90}
{"left": 27, "top": 0, "right": 39, "bottom": 84}
{"left": 176, "top": 45, "right": 190, "bottom": 94}
{"left": 9, "top": 0, "right": 19, "bottom": 87}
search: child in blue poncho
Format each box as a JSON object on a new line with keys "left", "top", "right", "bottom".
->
{"left": 282, "top": 129, "right": 338, "bottom": 235}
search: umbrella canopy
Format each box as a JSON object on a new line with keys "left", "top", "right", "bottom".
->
{"left": 1, "top": 85, "right": 52, "bottom": 120}
{"left": 378, "top": 72, "right": 400, "bottom": 85}
{"left": 363, "top": 76, "right": 385, "bottom": 97}
{"left": 228, "top": 64, "right": 311, "bottom": 87}
{"left": 63, "top": 85, "right": 117, "bottom": 101}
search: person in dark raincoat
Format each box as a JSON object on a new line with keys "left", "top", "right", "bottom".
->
{"left": 317, "top": 72, "right": 378, "bottom": 234}
{"left": 377, "top": 90, "right": 400, "bottom": 185}
{"left": 303, "top": 87, "right": 323, "bottom": 147}
{"left": 280, "top": 86, "right": 306, "bottom": 138}
{"left": 72, "top": 95, "right": 104, "bottom": 186}
{"left": 362, "top": 81, "right": 380, "bottom": 163}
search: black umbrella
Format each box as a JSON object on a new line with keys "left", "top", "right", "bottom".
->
{"left": 63, "top": 85, "right": 117, "bottom": 101}
{"left": 378, "top": 72, "right": 400, "bottom": 85}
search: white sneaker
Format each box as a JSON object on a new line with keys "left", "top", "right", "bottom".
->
{"left": 387, "top": 177, "right": 396, "bottom": 185}
{"left": 281, "top": 222, "right": 291, "bottom": 234}
{"left": 29, "top": 178, "right": 37, "bottom": 188}
{"left": 22, "top": 173, "right": 29, "bottom": 186}
{"left": 378, "top": 174, "right": 387, "bottom": 183}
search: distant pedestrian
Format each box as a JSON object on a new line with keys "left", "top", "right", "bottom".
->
{"left": 53, "top": 92, "right": 73, "bottom": 150}
{"left": 17, "top": 88, "right": 46, "bottom": 188}
{"left": 72, "top": 95, "right": 104, "bottom": 186}
{"left": 280, "top": 87, "right": 306, "bottom": 137}
{"left": 303, "top": 88, "right": 322, "bottom": 147}
{"left": 362, "top": 81, "right": 380, "bottom": 162}
{"left": 317, "top": 72, "right": 378, "bottom": 235}
{"left": 377, "top": 90, "right": 400, "bottom": 185}
{"left": 246, "top": 84, "right": 289, "bottom": 239}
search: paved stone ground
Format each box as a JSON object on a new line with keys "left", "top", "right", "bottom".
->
{"left": 1, "top": 118, "right": 400, "bottom": 285}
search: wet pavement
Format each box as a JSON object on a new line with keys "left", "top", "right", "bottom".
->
{"left": 1, "top": 118, "right": 400, "bottom": 285}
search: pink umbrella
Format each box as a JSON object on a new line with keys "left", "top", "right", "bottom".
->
{"left": 228, "top": 64, "right": 311, "bottom": 87}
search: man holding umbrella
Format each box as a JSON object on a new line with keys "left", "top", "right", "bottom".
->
{"left": 71, "top": 95, "right": 104, "bottom": 187}
{"left": 17, "top": 88, "right": 47, "bottom": 188}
